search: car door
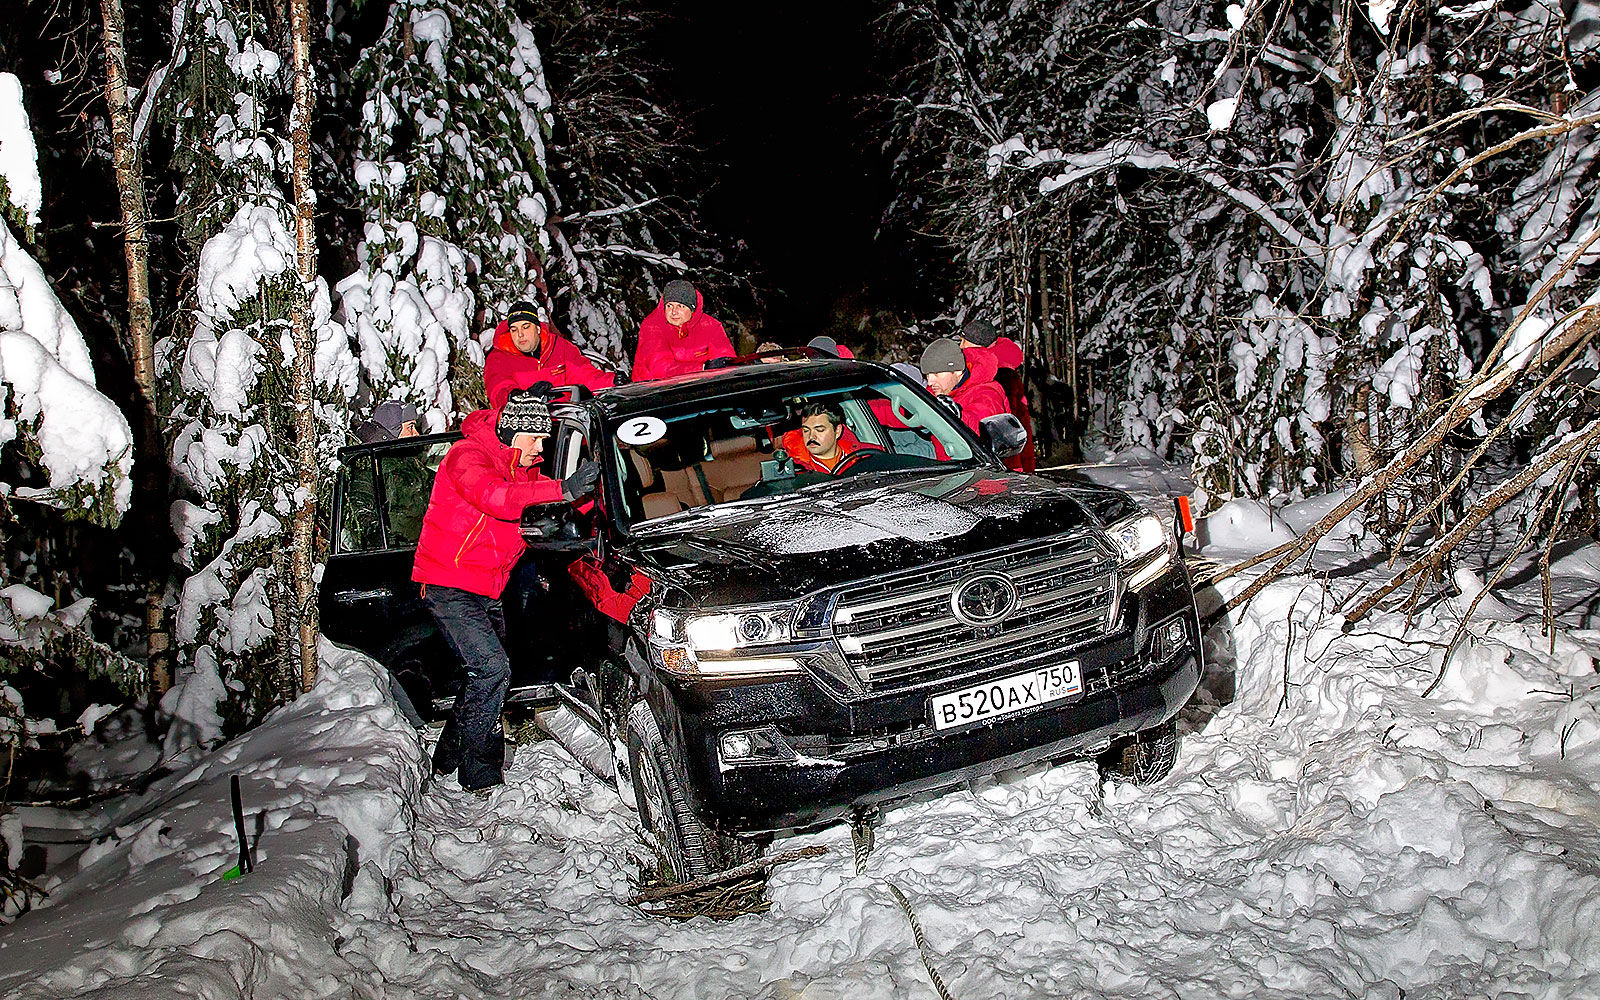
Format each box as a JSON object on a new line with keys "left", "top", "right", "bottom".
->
{"left": 322, "top": 435, "right": 458, "bottom": 715}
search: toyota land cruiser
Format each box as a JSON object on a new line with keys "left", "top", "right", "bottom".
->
{"left": 322, "top": 358, "right": 1202, "bottom": 880}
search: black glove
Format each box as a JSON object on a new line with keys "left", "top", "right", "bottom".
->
{"left": 521, "top": 380, "right": 553, "bottom": 400}
{"left": 562, "top": 460, "right": 601, "bottom": 502}
{"left": 936, "top": 395, "right": 963, "bottom": 420}
{"left": 612, "top": 369, "right": 631, "bottom": 386}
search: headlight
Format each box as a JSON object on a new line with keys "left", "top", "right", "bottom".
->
{"left": 649, "top": 605, "right": 801, "bottom": 678}
{"left": 660, "top": 608, "right": 792, "bottom": 652}
{"left": 1107, "top": 513, "right": 1175, "bottom": 591}
{"left": 1108, "top": 513, "right": 1168, "bottom": 563}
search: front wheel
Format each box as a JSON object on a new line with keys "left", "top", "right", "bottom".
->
{"left": 1098, "top": 720, "right": 1178, "bottom": 786}
{"left": 626, "top": 703, "right": 752, "bottom": 882}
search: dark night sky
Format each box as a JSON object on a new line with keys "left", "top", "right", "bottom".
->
{"left": 650, "top": 2, "right": 927, "bottom": 345}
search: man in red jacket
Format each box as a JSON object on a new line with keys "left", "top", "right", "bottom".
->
{"left": 484, "top": 301, "right": 615, "bottom": 409}
{"left": 413, "top": 388, "right": 600, "bottom": 792}
{"left": 785, "top": 400, "right": 879, "bottom": 473}
{"left": 632, "top": 279, "right": 735, "bottom": 381}
{"left": 920, "top": 338, "right": 1011, "bottom": 435}
{"left": 959, "top": 319, "right": 1036, "bottom": 472}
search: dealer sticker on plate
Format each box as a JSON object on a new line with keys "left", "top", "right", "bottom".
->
{"left": 929, "top": 661, "right": 1083, "bottom": 731}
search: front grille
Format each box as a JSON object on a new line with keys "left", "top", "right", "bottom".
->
{"left": 830, "top": 532, "right": 1119, "bottom": 692}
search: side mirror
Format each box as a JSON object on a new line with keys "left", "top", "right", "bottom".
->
{"left": 980, "top": 413, "right": 1027, "bottom": 460}
{"left": 520, "top": 501, "right": 592, "bottom": 552}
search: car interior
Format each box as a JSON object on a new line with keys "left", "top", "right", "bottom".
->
{"left": 614, "top": 382, "right": 970, "bottom": 523}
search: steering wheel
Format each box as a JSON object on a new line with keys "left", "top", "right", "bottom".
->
{"left": 831, "top": 448, "right": 883, "bottom": 476}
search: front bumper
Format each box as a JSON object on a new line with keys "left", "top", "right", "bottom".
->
{"left": 670, "top": 563, "right": 1201, "bottom": 834}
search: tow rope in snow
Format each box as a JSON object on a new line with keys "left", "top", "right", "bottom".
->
{"left": 885, "top": 881, "right": 955, "bottom": 1000}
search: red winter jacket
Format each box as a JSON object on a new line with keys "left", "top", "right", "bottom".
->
{"left": 484, "top": 321, "right": 615, "bottom": 409}
{"left": 948, "top": 347, "right": 1011, "bottom": 433}
{"left": 412, "top": 410, "right": 564, "bottom": 598}
{"left": 781, "top": 425, "right": 879, "bottom": 473}
{"left": 632, "top": 289, "right": 735, "bottom": 381}
{"left": 973, "top": 338, "right": 1036, "bottom": 473}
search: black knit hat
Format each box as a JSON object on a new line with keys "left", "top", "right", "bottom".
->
{"left": 920, "top": 338, "right": 967, "bottom": 375}
{"left": 506, "top": 300, "right": 539, "bottom": 327}
{"left": 960, "top": 319, "right": 998, "bottom": 347}
{"left": 662, "top": 279, "right": 697, "bottom": 310}
{"left": 496, "top": 388, "right": 552, "bottom": 445}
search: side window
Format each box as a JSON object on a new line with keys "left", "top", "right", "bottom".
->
{"left": 378, "top": 442, "right": 448, "bottom": 548}
{"left": 338, "top": 454, "right": 383, "bottom": 552}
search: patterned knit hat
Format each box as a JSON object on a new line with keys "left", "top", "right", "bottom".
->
{"left": 496, "top": 388, "right": 552, "bottom": 445}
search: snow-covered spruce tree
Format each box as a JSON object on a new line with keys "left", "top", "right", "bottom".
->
{"left": 155, "top": 2, "right": 356, "bottom": 745}
{"left": 0, "top": 71, "right": 139, "bottom": 915}
{"left": 339, "top": 0, "right": 558, "bottom": 424}
{"left": 885, "top": 0, "right": 1600, "bottom": 572}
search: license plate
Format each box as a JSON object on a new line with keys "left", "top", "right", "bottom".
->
{"left": 929, "top": 662, "right": 1082, "bottom": 731}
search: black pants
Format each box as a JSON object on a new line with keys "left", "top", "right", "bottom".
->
{"left": 423, "top": 585, "right": 511, "bottom": 790}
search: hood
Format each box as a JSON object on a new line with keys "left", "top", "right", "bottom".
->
{"left": 961, "top": 344, "right": 1000, "bottom": 386}
{"left": 989, "top": 337, "right": 1024, "bottom": 371}
{"left": 460, "top": 408, "right": 517, "bottom": 462}
{"left": 626, "top": 468, "right": 1113, "bottom": 607}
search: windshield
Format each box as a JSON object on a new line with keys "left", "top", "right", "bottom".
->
{"left": 610, "top": 376, "right": 979, "bottom": 524}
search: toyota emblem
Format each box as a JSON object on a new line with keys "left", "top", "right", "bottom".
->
{"left": 951, "top": 572, "right": 1018, "bottom": 626}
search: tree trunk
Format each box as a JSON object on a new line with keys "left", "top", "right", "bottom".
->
{"left": 99, "top": 0, "right": 171, "bottom": 701}
{"left": 288, "top": 0, "right": 320, "bottom": 692}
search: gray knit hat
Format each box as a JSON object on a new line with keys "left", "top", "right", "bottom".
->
{"left": 920, "top": 338, "right": 967, "bottom": 376}
{"left": 496, "top": 388, "right": 552, "bottom": 445}
{"left": 807, "top": 335, "right": 840, "bottom": 357}
{"left": 960, "top": 319, "right": 998, "bottom": 347}
{"left": 662, "top": 279, "right": 697, "bottom": 310}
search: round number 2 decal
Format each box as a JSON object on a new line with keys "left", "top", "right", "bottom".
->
{"left": 616, "top": 416, "right": 667, "bottom": 446}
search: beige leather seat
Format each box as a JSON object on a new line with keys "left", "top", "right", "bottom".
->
{"left": 630, "top": 450, "right": 686, "bottom": 519}
{"left": 701, "top": 434, "right": 765, "bottom": 501}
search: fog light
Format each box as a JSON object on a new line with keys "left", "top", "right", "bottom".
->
{"left": 718, "top": 726, "right": 796, "bottom": 766}
{"left": 1151, "top": 617, "right": 1187, "bottom": 661}
{"left": 722, "top": 732, "right": 754, "bottom": 760}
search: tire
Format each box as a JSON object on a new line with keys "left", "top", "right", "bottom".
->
{"left": 1099, "top": 720, "right": 1178, "bottom": 786}
{"left": 625, "top": 703, "right": 749, "bottom": 882}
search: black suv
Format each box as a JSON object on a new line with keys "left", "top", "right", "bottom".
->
{"left": 322, "top": 359, "right": 1201, "bottom": 879}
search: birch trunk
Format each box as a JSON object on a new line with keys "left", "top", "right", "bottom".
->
{"left": 100, "top": 0, "right": 170, "bottom": 700}
{"left": 288, "top": 0, "right": 321, "bottom": 691}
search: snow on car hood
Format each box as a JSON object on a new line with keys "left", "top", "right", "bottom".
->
{"left": 627, "top": 468, "right": 1109, "bottom": 606}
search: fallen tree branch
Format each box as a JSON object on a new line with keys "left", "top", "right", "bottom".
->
{"left": 628, "top": 845, "right": 828, "bottom": 904}
{"left": 1217, "top": 304, "right": 1600, "bottom": 615}
{"left": 1343, "top": 419, "right": 1600, "bottom": 627}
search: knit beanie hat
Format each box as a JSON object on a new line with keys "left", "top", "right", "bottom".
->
{"left": 807, "top": 335, "right": 840, "bottom": 357}
{"left": 960, "top": 319, "right": 998, "bottom": 347}
{"left": 496, "top": 388, "right": 552, "bottom": 445}
{"left": 506, "top": 300, "right": 539, "bottom": 327}
{"left": 890, "top": 362, "right": 923, "bottom": 383}
{"left": 920, "top": 338, "right": 967, "bottom": 376}
{"left": 662, "top": 279, "right": 697, "bottom": 310}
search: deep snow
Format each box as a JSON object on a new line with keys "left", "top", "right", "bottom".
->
{"left": 4, "top": 460, "right": 1600, "bottom": 999}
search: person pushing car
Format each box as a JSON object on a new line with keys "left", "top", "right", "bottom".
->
{"left": 632, "top": 279, "right": 735, "bottom": 381}
{"left": 412, "top": 386, "right": 600, "bottom": 792}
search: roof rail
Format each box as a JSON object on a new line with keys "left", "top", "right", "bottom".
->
{"left": 704, "top": 346, "right": 836, "bottom": 370}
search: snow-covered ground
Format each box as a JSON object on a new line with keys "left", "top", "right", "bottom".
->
{"left": 4, "top": 457, "right": 1600, "bottom": 999}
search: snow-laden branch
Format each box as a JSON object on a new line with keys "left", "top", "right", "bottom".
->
{"left": 568, "top": 243, "right": 685, "bottom": 269}
{"left": 565, "top": 197, "right": 664, "bottom": 222}
{"left": 131, "top": 0, "right": 193, "bottom": 148}
{"left": 1031, "top": 141, "right": 1325, "bottom": 261}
